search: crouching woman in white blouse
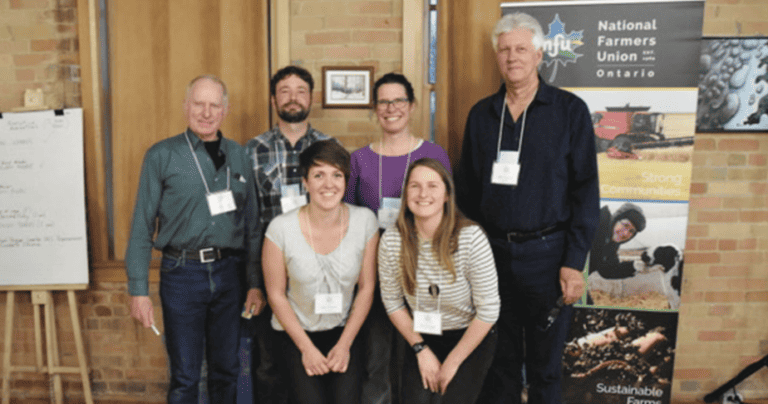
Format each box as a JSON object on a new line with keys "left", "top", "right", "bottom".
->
{"left": 378, "top": 157, "right": 500, "bottom": 404}
{"left": 262, "top": 140, "right": 379, "bottom": 404}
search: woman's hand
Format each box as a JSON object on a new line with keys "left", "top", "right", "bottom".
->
{"left": 416, "top": 348, "right": 441, "bottom": 393}
{"left": 326, "top": 343, "right": 351, "bottom": 373}
{"left": 301, "top": 345, "right": 330, "bottom": 376}
{"left": 437, "top": 359, "right": 460, "bottom": 394}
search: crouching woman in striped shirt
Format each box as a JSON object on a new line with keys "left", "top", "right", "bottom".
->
{"left": 378, "top": 157, "right": 500, "bottom": 404}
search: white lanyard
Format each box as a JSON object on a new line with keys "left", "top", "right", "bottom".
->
{"left": 495, "top": 96, "right": 530, "bottom": 163}
{"left": 413, "top": 239, "right": 443, "bottom": 335}
{"left": 377, "top": 137, "right": 417, "bottom": 207}
{"left": 279, "top": 133, "right": 304, "bottom": 193}
{"left": 414, "top": 259, "right": 442, "bottom": 314}
{"left": 184, "top": 131, "right": 230, "bottom": 194}
{"left": 279, "top": 160, "right": 304, "bottom": 193}
{"left": 303, "top": 205, "right": 347, "bottom": 315}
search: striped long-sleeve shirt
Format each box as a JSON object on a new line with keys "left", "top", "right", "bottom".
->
{"left": 378, "top": 224, "right": 500, "bottom": 330}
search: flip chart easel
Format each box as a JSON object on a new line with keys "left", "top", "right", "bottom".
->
{"left": 1, "top": 108, "right": 91, "bottom": 402}
{"left": 2, "top": 284, "right": 93, "bottom": 404}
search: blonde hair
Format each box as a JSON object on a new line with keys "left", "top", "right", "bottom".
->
{"left": 396, "top": 158, "right": 473, "bottom": 295}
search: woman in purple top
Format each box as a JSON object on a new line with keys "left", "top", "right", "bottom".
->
{"left": 345, "top": 73, "right": 451, "bottom": 230}
{"left": 344, "top": 72, "right": 451, "bottom": 403}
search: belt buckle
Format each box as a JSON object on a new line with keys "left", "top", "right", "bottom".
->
{"left": 199, "top": 247, "right": 216, "bottom": 263}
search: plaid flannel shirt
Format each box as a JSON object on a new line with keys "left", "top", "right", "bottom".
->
{"left": 245, "top": 125, "right": 330, "bottom": 231}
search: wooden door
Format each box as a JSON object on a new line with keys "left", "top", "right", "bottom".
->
{"left": 102, "top": 0, "right": 271, "bottom": 266}
{"left": 436, "top": 0, "right": 504, "bottom": 165}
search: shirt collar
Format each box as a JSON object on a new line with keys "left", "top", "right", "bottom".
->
{"left": 185, "top": 128, "right": 224, "bottom": 148}
{"left": 490, "top": 75, "right": 555, "bottom": 118}
{"left": 185, "top": 128, "right": 225, "bottom": 150}
{"left": 270, "top": 124, "right": 319, "bottom": 145}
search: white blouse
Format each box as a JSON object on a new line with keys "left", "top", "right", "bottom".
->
{"left": 266, "top": 203, "right": 378, "bottom": 332}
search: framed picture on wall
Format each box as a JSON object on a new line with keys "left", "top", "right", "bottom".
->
{"left": 697, "top": 36, "right": 768, "bottom": 132}
{"left": 321, "top": 66, "right": 374, "bottom": 109}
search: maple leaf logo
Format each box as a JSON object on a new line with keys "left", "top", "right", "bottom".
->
{"left": 540, "top": 14, "right": 584, "bottom": 81}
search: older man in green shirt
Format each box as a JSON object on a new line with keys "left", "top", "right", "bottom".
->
{"left": 125, "top": 75, "right": 263, "bottom": 403}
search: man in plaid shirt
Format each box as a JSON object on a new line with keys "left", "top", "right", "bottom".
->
{"left": 244, "top": 65, "right": 330, "bottom": 403}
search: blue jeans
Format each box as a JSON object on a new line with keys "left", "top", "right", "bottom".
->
{"left": 160, "top": 254, "right": 242, "bottom": 404}
{"left": 478, "top": 231, "right": 573, "bottom": 404}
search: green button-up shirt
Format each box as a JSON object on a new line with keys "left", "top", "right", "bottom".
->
{"left": 125, "top": 130, "right": 261, "bottom": 296}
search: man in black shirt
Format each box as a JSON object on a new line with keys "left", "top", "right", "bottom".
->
{"left": 455, "top": 12, "right": 599, "bottom": 404}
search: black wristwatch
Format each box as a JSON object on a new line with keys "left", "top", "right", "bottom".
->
{"left": 411, "top": 341, "right": 428, "bottom": 354}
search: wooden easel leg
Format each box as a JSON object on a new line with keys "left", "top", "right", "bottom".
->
{"left": 41, "top": 292, "right": 63, "bottom": 404}
{"left": 2, "top": 292, "right": 14, "bottom": 404}
{"left": 33, "top": 300, "right": 44, "bottom": 370}
{"left": 67, "top": 291, "right": 93, "bottom": 404}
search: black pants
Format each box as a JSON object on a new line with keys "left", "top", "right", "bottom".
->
{"left": 250, "top": 306, "right": 288, "bottom": 403}
{"left": 401, "top": 326, "right": 498, "bottom": 404}
{"left": 277, "top": 327, "right": 363, "bottom": 404}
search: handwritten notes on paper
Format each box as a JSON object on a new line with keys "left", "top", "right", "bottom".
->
{"left": 0, "top": 109, "right": 88, "bottom": 286}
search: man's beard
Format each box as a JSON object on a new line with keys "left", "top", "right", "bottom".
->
{"left": 277, "top": 103, "right": 310, "bottom": 123}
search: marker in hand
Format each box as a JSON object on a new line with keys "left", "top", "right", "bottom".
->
{"left": 241, "top": 304, "right": 257, "bottom": 319}
{"left": 151, "top": 323, "right": 161, "bottom": 336}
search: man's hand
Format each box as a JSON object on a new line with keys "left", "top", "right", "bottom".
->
{"left": 130, "top": 296, "right": 155, "bottom": 328}
{"left": 243, "top": 288, "right": 267, "bottom": 317}
{"left": 559, "top": 266, "right": 585, "bottom": 305}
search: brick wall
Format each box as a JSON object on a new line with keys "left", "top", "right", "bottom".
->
{"left": 289, "top": 0, "right": 403, "bottom": 149}
{"left": 0, "top": 0, "right": 80, "bottom": 111}
{"left": 2, "top": 0, "right": 768, "bottom": 402}
{"left": 672, "top": 0, "right": 768, "bottom": 401}
{"left": 0, "top": 285, "right": 167, "bottom": 402}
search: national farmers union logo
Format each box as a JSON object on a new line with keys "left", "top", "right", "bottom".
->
{"left": 540, "top": 14, "right": 584, "bottom": 83}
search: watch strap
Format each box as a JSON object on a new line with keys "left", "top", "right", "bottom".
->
{"left": 411, "top": 341, "right": 428, "bottom": 354}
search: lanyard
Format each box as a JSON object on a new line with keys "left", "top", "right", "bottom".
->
{"left": 414, "top": 240, "right": 442, "bottom": 315}
{"left": 496, "top": 92, "right": 535, "bottom": 162}
{"left": 378, "top": 137, "right": 417, "bottom": 208}
{"left": 303, "top": 205, "right": 346, "bottom": 290}
{"left": 279, "top": 134, "right": 305, "bottom": 194}
{"left": 184, "top": 131, "right": 230, "bottom": 194}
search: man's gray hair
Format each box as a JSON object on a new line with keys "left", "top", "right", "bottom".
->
{"left": 491, "top": 12, "right": 545, "bottom": 52}
{"left": 185, "top": 74, "right": 229, "bottom": 106}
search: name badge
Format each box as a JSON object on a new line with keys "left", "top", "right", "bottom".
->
{"left": 491, "top": 162, "right": 520, "bottom": 186}
{"left": 280, "top": 184, "right": 307, "bottom": 213}
{"left": 499, "top": 151, "right": 519, "bottom": 164}
{"left": 207, "top": 190, "right": 237, "bottom": 216}
{"left": 413, "top": 311, "right": 442, "bottom": 335}
{"left": 377, "top": 197, "right": 401, "bottom": 229}
{"left": 315, "top": 293, "right": 343, "bottom": 314}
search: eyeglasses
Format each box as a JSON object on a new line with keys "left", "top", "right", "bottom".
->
{"left": 376, "top": 98, "right": 409, "bottom": 110}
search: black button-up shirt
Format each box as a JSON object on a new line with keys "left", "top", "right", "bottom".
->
{"left": 455, "top": 80, "right": 600, "bottom": 271}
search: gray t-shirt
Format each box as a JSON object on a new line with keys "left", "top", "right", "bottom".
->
{"left": 266, "top": 203, "right": 378, "bottom": 332}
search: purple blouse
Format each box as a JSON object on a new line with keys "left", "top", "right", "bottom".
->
{"left": 344, "top": 140, "right": 452, "bottom": 212}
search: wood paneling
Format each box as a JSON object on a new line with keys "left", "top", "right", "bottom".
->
{"left": 437, "top": 0, "right": 505, "bottom": 166}
{"left": 79, "top": 0, "right": 270, "bottom": 278}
